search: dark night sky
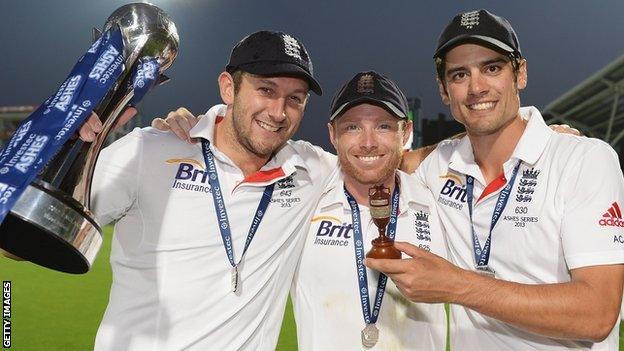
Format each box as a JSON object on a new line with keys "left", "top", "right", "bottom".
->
{"left": 1, "top": 0, "right": 623, "bottom": 151}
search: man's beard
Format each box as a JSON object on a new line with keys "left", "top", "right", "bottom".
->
{"left": 230, "top": 97, "right": 287, "bottom": 158}
{"left": 338, "top": 147, "right": 402, "bottom": 186}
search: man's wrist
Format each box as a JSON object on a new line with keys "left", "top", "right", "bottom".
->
{"left": 448, "top": 268, "right": 489, "bottom": 306}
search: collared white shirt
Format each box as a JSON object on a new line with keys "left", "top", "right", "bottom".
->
{"left": 292, "top": 170, "right": 448, "bottom": 351}
{"left": 416, "top": 106, "right": 624, "bottom": 350}
{"left": 92, "top": 104, "right": 337, "bottom": 350}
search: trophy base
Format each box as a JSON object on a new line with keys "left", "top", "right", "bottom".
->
{"left": 366, "top": 236, "right": 402, "bottom": 260}
{"left": 0, "top": 181, "right": 102, "bottom": 274}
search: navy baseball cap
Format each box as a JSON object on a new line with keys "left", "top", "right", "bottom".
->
{"left": 329, "top": 71, "right": 408, "bottom": 121}
{"left": 434, "top": 9, "right": 521, "bottom": 59}
{"left": 226, "top": 30, "right": 322, "bottom": 95}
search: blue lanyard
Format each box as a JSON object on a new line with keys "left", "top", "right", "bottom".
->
{"left": 344, "top": 182, "right": 399, "bottom": 325}
{"left": 200, "top": 139, "right": 274, "bottom": 270}
{"left": 465, "top": 161, "right": 521, "bottom": 267}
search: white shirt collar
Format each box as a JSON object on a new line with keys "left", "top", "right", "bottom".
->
{"left": 512, "top": 106, "right": 553, "bottom": 166}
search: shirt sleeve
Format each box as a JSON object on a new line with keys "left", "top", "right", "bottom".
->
{"left": 91, "top": 128, "right": 142, "bottom": 226}
{"left": 561, "top": 141, "right": 624, "bottom": 269}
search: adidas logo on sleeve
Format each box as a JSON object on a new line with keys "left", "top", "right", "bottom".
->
{"left": 599, "top": 202, "right": 624, "bottom": 227}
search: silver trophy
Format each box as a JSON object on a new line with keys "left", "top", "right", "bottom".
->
{"left": 0, "top": 3, "right": 179, "bottom": 274}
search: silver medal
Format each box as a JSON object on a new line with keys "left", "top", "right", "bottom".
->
{"left": 475, "top": 265, "right": 495, "bottom": 278}
{"left": 361, "top": 324, "right": 379, "bottom": 348}
{"left": 231, "top": 266, "right": 239, "bottom": 292}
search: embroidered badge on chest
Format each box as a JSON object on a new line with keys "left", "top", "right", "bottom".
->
{"left": 504, "top": 167, "right": 541, "bottom": 227}
{"left": 516, "top": 168, "right": 540, "bottom": 203}
{"left": 414, "top": 211, "right": 432, "bottom": 251}
{"left": 271, "top": 176, "right": 301, "bottom": 208}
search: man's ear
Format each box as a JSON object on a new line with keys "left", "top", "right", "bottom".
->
{"left": 218, "top": 71, "right": 235, "bottom": 105}
{"left": 402, "top": 120, "right": 413, "bottom": 146}
{"left": 437, "top": 78, "right": 450, "bottom": 105}
{"left": 516, "top": 59, "right": 528, "bottom": 90}
{"left": 328, "top": 122, "right": 338, "bottom": 151}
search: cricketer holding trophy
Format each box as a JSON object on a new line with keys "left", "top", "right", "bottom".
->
{"left": 91, "top": 29, "right": 336, "bottom": 349}
{"left": 0, "top": 3, "right": 178, "bottom": 274}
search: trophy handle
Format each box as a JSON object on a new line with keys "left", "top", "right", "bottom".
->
{"left": 92, "top": 27, "right": 103, "bottom": 42}
{"left": 37, "top": 57, "right": 138, "bottom": 209}
{"left": 78, "top": 90, "right": 135, "bottom": 209}
{"left": 156, "top": 74, "right": 171, "bottom": 86}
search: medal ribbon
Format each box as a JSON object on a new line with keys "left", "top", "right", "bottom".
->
{"left": 344, "top": 182, "right": 399, "bottom": 326}
{"left": 465, "top": 161, "right": 521, "bottom": 267}
{"left": 200, "top": 139, "right": 274, "bottom": 271}
{"left": 0, "top": 28, "right": 160, "bottom": 224}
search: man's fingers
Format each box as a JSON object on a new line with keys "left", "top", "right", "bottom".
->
{"left": 394, "top": 241, "right": 426, "bottom": 258}
{"left": 169, "top": 121, "right": 191, "bottom": 142}
{"left": 166, "top": 109, "right": 196, "bottom": 142}
{"left": 364, "top": 257, "right": 410, "bottom": 275}
{"left": 78, "top": 123, "right": 96, "bottom": 142}
{"left": 78, "top": 108, "right": 137, "bottom": 142}
{"left": 152, "top": 108, "right": 199, "bottom": 143}
{"left": 401, "top": 145, "right": 437, "bottom": 174}
{"left": 172, "top": 107, "right": 199, "bottom": 131}
{"left": 77, "top": 112, "right": 101, "bottom": 142}
{"left": 87, "top": 113, "right": 103, "bottom": 133}
{"left": 151, "top": 117, "right": 170, "bottom": 131}
{"left": 114, "top": 106, "right": 138, "bottom": 129}
{"left": 549, "top": 123, "right": 582, "bottom": 136}
{"left": 172, "top": 114, "right": 194, "bottom": 137}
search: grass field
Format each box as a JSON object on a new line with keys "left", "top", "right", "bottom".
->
{"left": 0, "top": 227, "right": 622, "bottom": 350}
{"left": 0, "top": 227, "right": 297, "bottom": 350}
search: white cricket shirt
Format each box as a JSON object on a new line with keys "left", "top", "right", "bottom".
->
{"left": 416, "top": 106, "right": 624, "bottom": 350}
{"left": 91, "top": 104, "right": 337, "bottom": 350}
{"left": 292, "top": 170, "right": 448, "bottom": 350}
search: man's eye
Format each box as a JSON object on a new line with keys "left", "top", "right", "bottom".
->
{"left": 451, "top": 72, "right": 466, "bottom": 81}
{"left": 289, "top": 95, "right": 303, "bottom": 104}
{"left": 259, "top": 87, "right": 273, "bottom": 95}
{"left": 344, "top": 124, "right": 359, "bottom": 131}
{"left": 378, "top": 124, "right": 392, "bottom": 130}
{"left": 485, "top": 65, "right": 502, "bottom": 74}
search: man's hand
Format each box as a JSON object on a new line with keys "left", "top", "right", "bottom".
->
{"left": 401, "top": 145, "right": 437, "bottom": 174}
{"left": 78, "top": 107, "right": 138, "bottom": 142}
{"left": 364, "top": 241, "right": 468, "bottom": 303}
{"left": 367, "top": 242, "right": 623, "bottom": 342}
{"left": 549, "top": 123, "right": 582, "bottom": 136}
{"left": 151, "top": 107, "right": 199, "bottom": 143}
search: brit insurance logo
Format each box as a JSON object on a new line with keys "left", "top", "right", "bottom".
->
{"left": 166, "top": 158, "right": 212, "bottom": 194}
{"left": 311, "top": 215, "right": 352, "bottom": 247}
{"left": 437, "top": 173, "right": 467, "bottom": 211}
